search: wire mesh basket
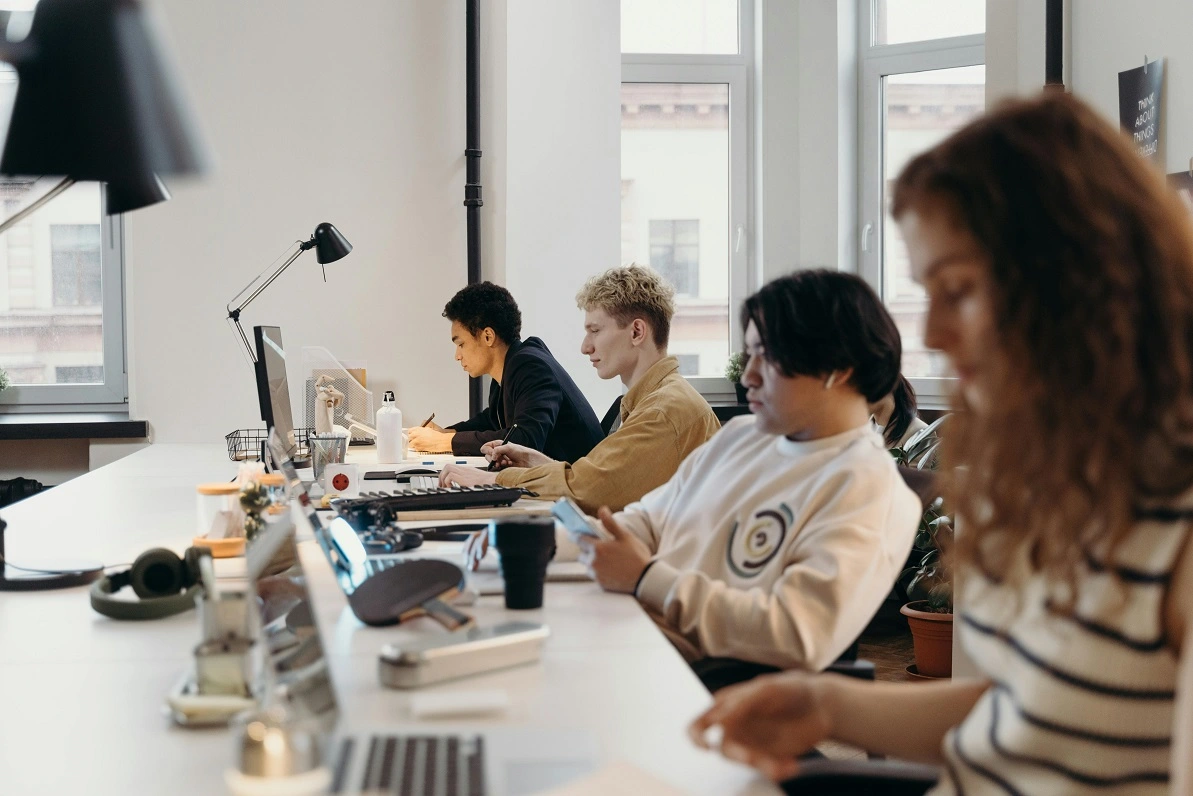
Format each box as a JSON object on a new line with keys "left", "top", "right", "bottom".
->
{"left": 225, "top": 427, "right": 313, "bottom": 462}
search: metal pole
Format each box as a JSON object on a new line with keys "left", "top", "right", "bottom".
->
{"left": 465, "top": 0, "right": 484, "bottom": 415}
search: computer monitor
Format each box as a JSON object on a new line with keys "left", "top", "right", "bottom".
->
{"left": 254, "top": 325, "right": 297, "bottom": 457}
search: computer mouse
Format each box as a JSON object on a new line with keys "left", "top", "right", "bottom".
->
{"left": 400, "top": 468, "right": 439, "bottom": 476}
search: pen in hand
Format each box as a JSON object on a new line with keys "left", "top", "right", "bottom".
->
{"left": 487, "top": 423, "right": 518, "bottom": 471}
{"left": 420, "top": 412, "right": 436, "bottom": 428}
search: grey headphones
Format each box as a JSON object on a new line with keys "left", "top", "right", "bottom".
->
{"left": 90, "top": 546, "right": 210, "bottom": 620}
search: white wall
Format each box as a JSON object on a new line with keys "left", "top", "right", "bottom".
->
{"left": 499, "top": 0, "right": 622, "bottom": 414}
{"left": 126, "top": 0, "right": 471, "bottom": 443}
{"left": 1070, "top": 1, "right": 1193, "bottom": 176}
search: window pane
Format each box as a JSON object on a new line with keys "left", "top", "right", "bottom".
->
{"left": 621, "top": 0, "right": 739, "bottom": 54}
{"left": 622, "top": 82, "right": 730, "bottom": 378}
{"left": 875, "top": 0, "right": 985, "bottom": 46}
{"left": 0, "top": 180, "right": 106, "bottom": 386}
{"left": 882, "top": 65, "right": 984, "bottom": 380}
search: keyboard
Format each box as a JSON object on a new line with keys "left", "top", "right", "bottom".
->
{"left": 332, "top": 485, "right": 534, "bottom": 527}
{"left": 331, "top": 734, "right": 485, "bottom": 795}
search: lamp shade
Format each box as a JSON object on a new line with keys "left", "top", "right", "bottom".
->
{"left": 105, "top": 174, "right": 171, "bottom": 214}
{"left": 312, "top": 222, "right": 352, "bottom": 264}
{"left": 0, "top": 0, "right": 208, "bottom": 182}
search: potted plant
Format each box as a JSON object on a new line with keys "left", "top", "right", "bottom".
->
{"left": 0, "top": 366, "right": 8, "bottom": 394}
{"left": 724, "top": 351, "right": 747, "bottom": 404}
{"left": 892, "top": 417, "right": 953, "bottom": 678}
{"left": 899, "top": 504, "right": 953, "bottom": 678}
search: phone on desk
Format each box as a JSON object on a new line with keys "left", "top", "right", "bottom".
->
{"left": 551, "top": 497, "right": 611, "bottom": 541}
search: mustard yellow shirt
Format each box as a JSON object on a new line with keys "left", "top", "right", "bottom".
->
{"left": 495, "top": 356, "right": 720, "bottom": 513}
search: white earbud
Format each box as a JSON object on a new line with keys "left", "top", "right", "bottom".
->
{"left": 824, "top": 372, "right": 838, "bottom": 390}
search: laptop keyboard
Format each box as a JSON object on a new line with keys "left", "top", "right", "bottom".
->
{"left": 331, "top": 734, "right": 486, "bottom": 795}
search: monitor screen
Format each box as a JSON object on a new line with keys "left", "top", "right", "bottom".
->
{"left": 254, "top": 325, "right": 297, "bottom": 457}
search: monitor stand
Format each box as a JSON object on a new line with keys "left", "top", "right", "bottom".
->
{"left": 0, "top": 516, "right": 104, "bottom": 592}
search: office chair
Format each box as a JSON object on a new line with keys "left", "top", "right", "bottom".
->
{"left": 599, "top": 396, "right": 622, "bottom": 436}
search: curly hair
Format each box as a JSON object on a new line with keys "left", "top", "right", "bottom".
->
{"left": 892, "top": 91, "right": 1193, "bottom": 585}
{"left": 740, "top": 269, "right": 901, "bottom": 404}
{"left": 575, "top": 264, "right": 675, "bottom": 347}
{"left": 442, "top": 282, "right": 522, "bottom": 345}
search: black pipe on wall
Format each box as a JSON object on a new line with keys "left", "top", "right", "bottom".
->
{"left": 1045, "top": 0, "right": 1064, "bottom": 89}
{"left": 464, "top": 0, "right": 483, "bottom": 416}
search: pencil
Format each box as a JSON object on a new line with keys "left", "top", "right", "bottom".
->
{"left": 487, "top": 423, "right": 518, "bottom": 471}
{"left": 420, "top": 412, "right": 436, "bottom": 428}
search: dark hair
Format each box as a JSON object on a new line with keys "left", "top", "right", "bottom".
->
{"left": 891, "top": 91, "right": 1193, "bottom": 586}
{"left": 884, "top": 374, "right": 919, "bottom": 447}
{"left": 740, "top": 269, "right": 901, "bottom": 403}
{"left": 442, "top": 282, "right": 522, "bottom": 345}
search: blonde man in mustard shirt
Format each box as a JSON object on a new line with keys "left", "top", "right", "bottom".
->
{"left": 438, "top": 265, "right": 720, "bottom": 513}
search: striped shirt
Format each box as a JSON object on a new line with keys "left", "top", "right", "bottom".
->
{"left": 931, "top": 509, "right": 1188, "bottom": 795}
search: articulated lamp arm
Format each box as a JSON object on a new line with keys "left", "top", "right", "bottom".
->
{"left": 225, "top": 239, "right": 316, "bottom": 364}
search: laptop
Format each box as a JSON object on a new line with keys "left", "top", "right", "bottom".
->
{"left": 255, "top": 429, "right": 597, "bottom": 795}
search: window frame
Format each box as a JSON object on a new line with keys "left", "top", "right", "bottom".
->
{"left": 0, "top": 191, "right": 128, "bottom": 411}
{"left": 622, "top": 0, "right": 754, "bottom": 400}
{"left": 858, "top": 0, "right": 983, "bottom": 404}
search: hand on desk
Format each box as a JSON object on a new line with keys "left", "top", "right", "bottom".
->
{"left": 407, "top": 426, "right": 455, "bottom": 453}
{"left": 463, "top": 530, "right": 488, "bottom": 571}
{"left": 438, "top": 463, "right": 499, "bottom": 488}
{"left": 688, "top": 670, "right": 831, "bottom": 782}
{"left": 578, "top": 507, "right": 651, "bottom": 594}
{"left": 480, "top": 440, "right": 554, "bottom": 470}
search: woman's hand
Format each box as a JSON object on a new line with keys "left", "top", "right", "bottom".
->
{"left": 480, "top": 440, "right": 554, "bottom": 470}
{"left": 688, "top": 671, "right": 835, "bottom": 782}
{"left": 462, "top": 531, "right": 489, "bottom": 572}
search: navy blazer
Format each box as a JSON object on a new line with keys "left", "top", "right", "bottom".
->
{"left": 448, "top": 337, "right": 604, "bottom": 463}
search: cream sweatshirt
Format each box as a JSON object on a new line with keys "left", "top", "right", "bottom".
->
{"left": 619, "top": 415, "right": 920, "bottom": 670}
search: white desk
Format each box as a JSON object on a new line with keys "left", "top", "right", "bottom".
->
{"left": 0, "top": 444, "right": 774, "bottom": 794}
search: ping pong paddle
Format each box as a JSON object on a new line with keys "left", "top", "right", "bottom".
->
{"left": 347, "top": 559, "right": 473, "bottom": 630}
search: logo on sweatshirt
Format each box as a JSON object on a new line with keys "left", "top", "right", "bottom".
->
{"left": 726, "top": 503, "right": 793, "bottom": 578}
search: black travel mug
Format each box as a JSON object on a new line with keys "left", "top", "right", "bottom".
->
{"left": 490, "top": 516, "right": 556, "bottom": 609}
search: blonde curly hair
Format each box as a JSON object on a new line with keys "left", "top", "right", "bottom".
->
{"left": 575, "top": 265, "right": 676, "bottom": 347}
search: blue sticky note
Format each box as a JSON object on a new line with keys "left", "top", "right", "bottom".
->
{"left": 422, "top": 460, "right": 435, "bottom": 466}
{"left": 455, "top": 460, "right": 468, "bottom": 464}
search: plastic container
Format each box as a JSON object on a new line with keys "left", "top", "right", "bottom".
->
{"left": 194, "top": 483, "right": 246, "bottom": 558}
{"left": 376, "top": 390, "right": 404, "bottom": 463}
{"left": 258, "top": 473, "right": 289, "bottom": 516}
{"left": 197, "top": 483, "right": 242, "bottom": 539}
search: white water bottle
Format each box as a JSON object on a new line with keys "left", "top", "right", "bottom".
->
{"left": 376, "top": 390, "right": 404, "bottom": 463}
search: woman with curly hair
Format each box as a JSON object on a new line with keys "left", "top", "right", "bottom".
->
{"left": 689, "top": 91, "right": 1193, "bottom": 794}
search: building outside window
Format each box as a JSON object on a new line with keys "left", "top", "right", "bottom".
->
{"left": 621, "top": 0, "right": 751, "bottom": 391}
{"left": 649, "top": 219, "right": 700, "bottom": 296}
{"left": 0, "top": 53, "right": 126, "bottom": 405}
{"left": 859, "top": 0, "right": 985, "bottom": 402}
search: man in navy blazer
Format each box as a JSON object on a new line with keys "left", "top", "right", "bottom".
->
{"left": 406, "top": 282, "right": 604, "bottom": 463}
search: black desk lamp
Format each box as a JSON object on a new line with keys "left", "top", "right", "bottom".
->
{"left": 226, "top": 222, "right": 353, "bottom": 364}
{"left": 0, "top": 0, "right": 208, "bottom": 592}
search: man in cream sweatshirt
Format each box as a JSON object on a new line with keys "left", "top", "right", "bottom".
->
{"left": 581, "top": 270, "right": 921, "bottom": 672}
{"left": 438, "top": 265, "right": 720, "bottom": 512}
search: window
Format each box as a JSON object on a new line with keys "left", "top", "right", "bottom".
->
{"left": 858, "top": 0, "right": 984, "bottom": 402}
{"left": 621, "top": 0, "right": 752, "bottom": 391}
{"left": 51, "top": 224, "right": 102, "bottom": 307}
{"left": 0, "top": 58, "right": 126, "bottom": 407}
{"left": 649, "top": 219, "right": 700, "bottom": 296}
{"left": 675, "top": 354, "right": 700, "bottom": 376}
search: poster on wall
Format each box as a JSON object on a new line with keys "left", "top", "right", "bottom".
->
{"left": 1119, "top": 58, "right": 1165, "bottom": 162}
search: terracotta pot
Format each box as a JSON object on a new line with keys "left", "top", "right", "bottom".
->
{"left": 901, "top": 600, "right": 953, "bottom": 678}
